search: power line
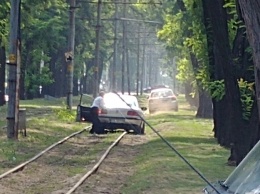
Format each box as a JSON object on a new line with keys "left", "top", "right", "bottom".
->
{"left": 102, "top": 17, "right": 162, "bottom": 24}
{"left": 77, "top": 0, "right": 162, "bottom": 5}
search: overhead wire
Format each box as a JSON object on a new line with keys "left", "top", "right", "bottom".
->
{"left": 77, "top": 0, "right": 162, "bottom": 5}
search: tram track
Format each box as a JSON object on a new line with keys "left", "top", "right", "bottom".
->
{"left": 70, "top": 132, "right": 147, "bottom": 194}
{"left": 0, "top": 126, "right": 136, "bottom": 194}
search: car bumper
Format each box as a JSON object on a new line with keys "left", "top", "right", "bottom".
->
{"left": 99, "top": 116, "right": 143, "bottom": 129}
{"left": 149, "top": 101, "right": 178, "bottom": 111}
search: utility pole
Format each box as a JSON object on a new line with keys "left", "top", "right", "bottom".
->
{"left": 148, "top": 50, "right": 152, "bottom": 86}
{"left": 172, "top": 57, "right": 177, "bottom": 93}
{"left": 140, "top": 27, "right": 146, "bottom": 95}
{"left": 125, "top": 21, "right": 131, "bottom": 95}
{"left": 7, "top": 0, "right": 21, "bottom": 139}
{"left": 136, "top": 23, "right": 141, "bottom": 96}
{"left": 121, "top": 0, "right": 127, "bottom": 94}
{"left": 93, "top": 0, "right": 102, "bottom": 98}
{"left": 66, "top": 0, "right": 76, "bottom": 110}
{"left": 126, "top": 42, "right": 131, "bottom": 94}
{"left": 112, "top": 0, "right": 118, "bottom": 91}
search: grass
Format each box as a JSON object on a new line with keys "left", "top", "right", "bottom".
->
{"left": 121, "top": 95, "right": 235, "bottom": 194}
{"left": 0, "top": 94, "right": 235, "bottom": 193}
{"left": 0, "top": 95, "right": 89, "bottom": 170}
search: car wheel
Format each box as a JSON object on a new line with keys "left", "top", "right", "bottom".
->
{"left": 133, "top": 124, "right": 145, "bottom": 135}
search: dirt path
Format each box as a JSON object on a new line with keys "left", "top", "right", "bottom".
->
{"left": 74, "top": 134, "right": 148, "bottom": 194}
{"left": 0, "top": 133, "right": 148, "bottom": 194}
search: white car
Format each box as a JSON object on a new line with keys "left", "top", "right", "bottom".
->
{"left": 148, "top": 88, "right": 178, "bottom": 114}
{"left": 76, "top": 92, "right": 146, "bottom": 134}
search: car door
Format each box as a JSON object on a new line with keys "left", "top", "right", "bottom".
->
{"left": 76, "top": 94, "right": 93, "bottom": 123}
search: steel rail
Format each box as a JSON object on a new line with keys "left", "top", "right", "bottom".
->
{"left": 66, "top": 131, "right": 127, "bottom": 194}
{"left": 0, "top": 126, "right": 91, "bottom": 180}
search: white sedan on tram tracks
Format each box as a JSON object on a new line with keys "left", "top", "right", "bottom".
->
{"left": 76, "top": 92, "right": 147, "bottom": 134}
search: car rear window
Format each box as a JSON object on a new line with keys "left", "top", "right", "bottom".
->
{"left": 151, "top": 90, "right": 173, "bottom": 98}
{"left": 104, "top": 93, "right": 139, "bottom": 108}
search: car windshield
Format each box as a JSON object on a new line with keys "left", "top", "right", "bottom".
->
{"left": 104, "top": 93, "right": 139, "bottom": 109}
{"left": 224, "top": 140, "right": 260, "bottom": 194}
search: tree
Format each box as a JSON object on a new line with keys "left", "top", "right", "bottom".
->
{"left": 20, "top": 0, "right": 67, "bottom": 99}
{"left": 156, "top": 1, "right": 213, "bottom": 117}
{"left": 0, "top": 41, "right": 6, "bottom": 106}
{"left": 0, "top": 1, "right": 9, "bottom": 106}
{"left": 237, "top": 0, "right": 260, "bottom": 159}
{"left": 238, "top": 1, "right": 260, "bottom": 120}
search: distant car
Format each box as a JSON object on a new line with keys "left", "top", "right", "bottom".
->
{"left": 203, "top": 140, "right": 260, "bottom": 194}
{"left": 148, "top": 88, "right": 178, "bottom": 114}
{"left": 143, "top": 85, "right": 169, "bottom": 94}
{"left": 76, "top": 92, "right": 147, "bottom": 134}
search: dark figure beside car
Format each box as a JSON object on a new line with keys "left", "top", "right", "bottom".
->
{"left": 89, "top": 91, "right": 106, "bottom": 134}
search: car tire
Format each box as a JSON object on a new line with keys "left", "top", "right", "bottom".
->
{"left": 133, "top": 123, "right": 145, "bottom": 135}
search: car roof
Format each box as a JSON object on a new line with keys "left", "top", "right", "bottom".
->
{"left": 104, "top": 93, "right": 139, "bottom": 108}
{"left": 150, "top": 88, "right": 173, "bottom": 93}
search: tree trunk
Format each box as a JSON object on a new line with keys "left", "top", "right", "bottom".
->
{"left": 232, "top": 1, "right": 254, "bottom": 82}
{"left": 0, "top": 43, "right": 6, "bottom": 106}
{"left": 203, "top": 0, "right": 247, "bottom": 163}
{"left": 237, "top": 0, "right": 260, "bottom": 164}
{"left": 85, "top": 59, "right": 94, "bottom": 94}
{"left": 190, "top": 52, "right": 212, "bottom": 118}
{"left": 196, "top": 89, "right": 212, "bottom": 118}
{"left": 238, "top": 0, "right": 260, "bottom": 123}
{"left": 43, "top": 49, "right": 66, "bottom": 98}
{"left": 247, "top": 99, "right": 260, "bottom": 149}
{"left": 73, "top": 77, "right": 78, "bottom": 96}
{"left": 184, "top": 82, "right": 197, "bottom": 107}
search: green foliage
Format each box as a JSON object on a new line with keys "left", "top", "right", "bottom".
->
{"left": 208, "top": 80, "right": 225, "bottom": 101}
{"left": 1, "top": 142, "right": 17, "bottom": 161}
{"left": 223, "top": 0, "right": 245, "bottom": 46}
{"left": 25, "top": 65, "right": 54, "bottom": 97}
{"left": 0, "top": 1, "right": 10, "bottom": 47}
{"left": 156, "top": 0, "right": 211, "bottom": 96}
{"left": 238, "top": 79, "right": 254, "bottom": 120}
{"left": 195, "top": 66, "right": 211, "bottom": 88}
{"left": 176, "top": 57, "right": 194, "bottom": 83}
{"left": 20, "top": 0, "right": 67, "bottom": 97}
{"left": 53, "top": 106, "right": 76, "bottom": 122}
{"left": 207, "top": 78, "right": 254, "bottom": 119}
